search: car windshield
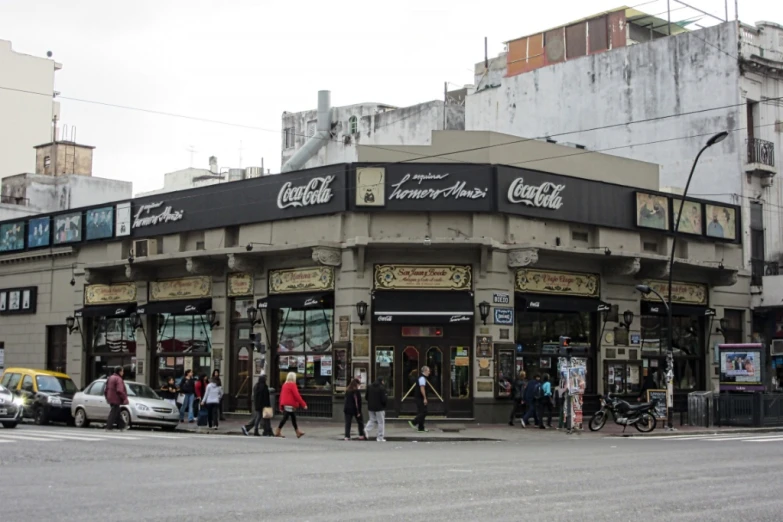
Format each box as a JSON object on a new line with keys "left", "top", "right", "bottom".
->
{"left": 126, "top": 383, "right": 160, "bottom": 400}
{"left": 36, "top": 375, "right": 79, "bottom": 394}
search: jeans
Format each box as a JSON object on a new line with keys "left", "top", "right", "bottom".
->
{"left": 536, "top": 398, "right": 553, "bottom": 427}
{"left": 344, "top": 413, "right": 365, "bottom": 439}
{"left": 106, "top": 404, "right": 125, "bottom": 430}
{"left": 207, "top": 403, "right": 219, "bottom": 428}
{"left": 364, "top": 411, "right": 386, "bottom": 439}
{"left": 522, "top": 402, "right": 538, "bottom": 426}
{"left": 413, "top": 398, "right": 428, "bottom": 431}
{"left": 179, "top": 393, "right": 195, "bottom": 421}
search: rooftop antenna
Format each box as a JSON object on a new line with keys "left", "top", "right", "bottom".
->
{"left": 186, "top": 145, "right": 198, "bottom": 167}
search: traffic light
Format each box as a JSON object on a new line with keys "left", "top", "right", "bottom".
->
{"left": 560, "top": 336, "right": 571, "bottom": 347}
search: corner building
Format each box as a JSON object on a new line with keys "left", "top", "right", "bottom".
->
{"left": 0, "top": 134, "right": 750, "bottom": 422}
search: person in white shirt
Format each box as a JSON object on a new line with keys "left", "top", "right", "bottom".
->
{"left": 202, "top": 377, "right": 224, "bottom": 430}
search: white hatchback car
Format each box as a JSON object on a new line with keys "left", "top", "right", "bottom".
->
{"left": 71, "top": 379, "right": 180, "bottom": 431}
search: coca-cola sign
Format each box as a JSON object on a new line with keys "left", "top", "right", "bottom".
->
{"left": 277, "top": 175, "right": 335, "bottom": 209}
{"left": 507, "top": 177, "right": 565, "bottom": 210}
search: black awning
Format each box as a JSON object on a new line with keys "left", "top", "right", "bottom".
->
{"left": 372, "top": 290, "right": 474, "bottom": 324}
{"left": 137, "top": 299, "right": 212, "bottom": 315}
{"left": 640, "top": 301, "right": 716, "bottom": 317}
{"left": 257, "top": 292, "right": 332, "bottom": 310}
{"left": 515, "top": 293, "right": 609, "bottom": 313}
{"left": 75, "top": 303, "right": 137, "bottom": 318}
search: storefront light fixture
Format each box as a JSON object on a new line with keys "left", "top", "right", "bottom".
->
{"left": 65, "top": 316, "right": 79, "bottom": 334}
{"left": 205, "top": 309, "right": 220, "bottom": 330}
{"left": 355, "top": 301, "right": 368, "bottom": 325}
{"left": 478, "top": 301, "right": 491, "bottom": 325}
{"left": 622, "top": 310, "right": 634, "bottom": 329}
{"left": 129, "top": 312, "right": 143, "bottom": 330}
{"left": 247, "top": 306, "right": 261, "bottom": 326}
{"left": 717, "top": 317, "right": 729, "bottom": 335}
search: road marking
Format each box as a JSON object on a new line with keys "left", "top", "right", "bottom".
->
{"left": 0, "top": 434, "right": 57, "bottom": 442}
{"left": 632, "top": 434, "right": 715, "bottom": 440}
{"left": 741, "top": 436, "right": 783, "bottom": 442}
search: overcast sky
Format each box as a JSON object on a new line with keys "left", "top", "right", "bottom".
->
{"left": 2, "top": 0, "right": 781, "bottom": 194}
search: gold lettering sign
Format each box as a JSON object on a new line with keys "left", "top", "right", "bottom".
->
{"left": 374, "top": 264, "right": 472, "bottom": 291}
{"left": 269, "top": 267, "right": 334, "bottom": 294}
{"left": 515, "top": 269, "right": 599, "bottom": 297}
{"left": 150, "top": 276, "right": 211, "bottom": 301}
{"left": 84, "top": 283, "right": 137, "bottom": 305}
{"left": 227, "top": 273, "right": 254, "bottom": 297}
{"left": 641, "top": 280, "right": 707, "bottom": 306}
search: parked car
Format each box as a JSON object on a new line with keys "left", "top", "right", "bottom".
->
{"left": 0, "top": 367, "right": 78, "bottom": 425}
{"left": 0, "top": 383, "right": 24, "bottom": 428}
{"left": 71, "top": 379, "right": 179, "bottom": 431}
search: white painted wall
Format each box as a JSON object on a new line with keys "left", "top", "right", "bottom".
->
{"left": 0, "top": 40, "right": 59, "bottom": 180}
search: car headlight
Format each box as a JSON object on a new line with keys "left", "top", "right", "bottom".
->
{"left": 13, "top": 396, "right": 24, "bottom": 406}
{"left": 48, "top": 396, "right": 62, "bottom": 406}
{"left": 135, "top": 404, "right": 150, "bottom": 412}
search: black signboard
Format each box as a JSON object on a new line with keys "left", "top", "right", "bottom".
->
{"left": 496, "top": 165, "right": 636, "bottom": 230}
{"left": 129, "top": 165, "right": 348, "bottom": 237}
{"left": 646, "top": 389, "right": 667, "bottom": 420}
{"left": 349, "top": 163, "right": 493, "bottom": 212}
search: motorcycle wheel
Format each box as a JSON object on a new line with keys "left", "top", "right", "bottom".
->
{"left": 588, "top": 411, "right": 607, "bottom": 431}
{"left": 634, "top": 413, "right": 657, "bottom": 433}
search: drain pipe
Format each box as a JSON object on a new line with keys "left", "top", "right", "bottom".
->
{"left": 281, "top": 90, "right": 332, "bottom": 172}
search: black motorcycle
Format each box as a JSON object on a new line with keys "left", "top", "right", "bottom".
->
{"left": 588, "top": 393, "right": 658, "bottom": 433}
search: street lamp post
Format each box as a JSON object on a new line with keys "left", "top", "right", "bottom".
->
{"left": 635, "top": 284, "right": 670, "bottom": 427}
{"left": 664, "top": 131, "right": 729, "bottom": 430}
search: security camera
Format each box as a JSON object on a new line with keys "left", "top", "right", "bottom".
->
{"left": 423, "top": 236, "right": 432, "bottom": 246}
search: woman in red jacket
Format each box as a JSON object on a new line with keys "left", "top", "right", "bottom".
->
{"left": 276, "top": 372, "right": 308, "bottom": 438}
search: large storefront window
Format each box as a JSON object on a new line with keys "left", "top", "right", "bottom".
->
{"left": 89, "top": 317, "right": 137, "bottom": 382}
{"left": 155, "top": 314, "right": 212, "bottom": 388}
{"left": 275, "top": 308, "right": 333, "bottom": 391}
{"left": 640, "top": 314, "right": 704, "bottom": 391}
{"left": 515, "top": 311, "right": 595, "bottom": 393}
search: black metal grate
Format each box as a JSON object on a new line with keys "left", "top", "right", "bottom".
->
{"left": 747, "top": 137, "right": 775, "bottom": 167}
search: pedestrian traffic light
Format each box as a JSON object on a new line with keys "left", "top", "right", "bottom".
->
{"left": 560, "top": 336, "right": 571, "bottom": 347}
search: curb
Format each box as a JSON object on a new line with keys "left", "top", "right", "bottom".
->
{"left": 609, "top": 427, "right": 783, "bottom": 437}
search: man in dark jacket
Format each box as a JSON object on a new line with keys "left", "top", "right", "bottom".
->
{"left": 508, "top": 371, "right": 527, "bottom": 426}
{"left": 179, "top": 369, "right": 196, "bottom": 423}
{"left": 242, "top": 375, "right": 272, "bottom": 437}
{"left": 364, "top": 377, "right": 388, "bottom": 442}
{"left": 104, "top": 366, "right": 129, "bottom": 431}
{"left": 520, "top": 374, "right": 541, "bottom": 428}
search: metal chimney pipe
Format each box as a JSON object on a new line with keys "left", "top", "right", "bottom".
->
{"left": 281, "top": 90, "right": 332, "bottom": 172}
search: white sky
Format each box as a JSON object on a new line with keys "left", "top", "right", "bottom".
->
{"left": 2, "top": 0, "right": 781, "bottom": 194}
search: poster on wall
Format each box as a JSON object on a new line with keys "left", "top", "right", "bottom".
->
{"left": 115, "top": 202, "right": 131, "bottom": 237}
{"left": 705, "top": 204, "right": 737, "bottom": 240}
{"left": 0, "top": 222, "right": 25, "bottom": 252}
{"left": 321, "top": 356, "right": 332, "bottom": 376}
{"left": 54, "top": 212, "right": 82, "bottom": 244}
{"left": 28, "top": 217, "right": 50, "bottom": 248}
{"left": 719, "top": 346, "right": 762, "bottom": 390}
{"left": 85, "top": 206, "right": 114, "bottom": 240}
{"left": 0, "top": 291, "right": 6, "bottom": 311}
{"left": 672, "top": 199, "right": 703, "bottom": 235}
{"left": 635, "top": 192, "right": 669, "bottom": 230}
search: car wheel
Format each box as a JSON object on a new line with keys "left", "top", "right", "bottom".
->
{"left": 34, "top": 406, "right": 49, "bottom": 426}
{"left": 73, "top": 408, "right": 90, "bottom": 428}
{"left": 120, "top": 409, "right": 131, "bottom": 429}
{"left": 2, "top": 422, "right": 18, "bottom": 429}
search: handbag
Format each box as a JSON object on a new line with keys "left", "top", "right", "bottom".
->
{"left": 262, "top": 407, "right": 274, "bottom": 419}
{"left": 177, "top": 393, "right": 185, "bottom": 404}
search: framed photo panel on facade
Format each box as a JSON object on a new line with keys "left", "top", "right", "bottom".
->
{"left": 53, "top": 212, "right": 83, "bottom": 244}
{"left": 0, "top": 221, "right": 25, "bottom": 252}
{"left": 705, "top": 204, "right": 737, "bottom": 240}
{"left": 635, "top": 192, "right": 669, "bottom": 230}
{"left": 85, "top": 206, "right": 114, "bottom": 240}
{"left": 28, "top": 216, "right": 51, "bottom": 248}
{"left": 672, "top": 199, "right": 703, "bottom": 235}
{"left": 115, "top": 202, "right": 131, "bottom": 237}
{"left": 0, "top": 291, "right": 6, "bottom": 311}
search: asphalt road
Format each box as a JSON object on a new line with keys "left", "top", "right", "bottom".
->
{"left": 1, "top": 424, "right": 781, "bottom": 522}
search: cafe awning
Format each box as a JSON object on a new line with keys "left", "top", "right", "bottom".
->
{"left": 137, "top": 299, "right": 212, "bottom": 315}
{"left": 640, "top": 301, "right": 716, "bottom": 317}
{"left": 256, "top": 292, "right": 332, "bottom": 310}
{"left": 74, "top": 303, "right": 137, "bottom": 318}
{"left": 515, "top": 294, "right": 610, "bottom": 313}
{"left": 372, "top": 290, "right": 475, "bottom": 324}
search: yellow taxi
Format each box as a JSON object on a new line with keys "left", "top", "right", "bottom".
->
{"left": 0, "top": 368, "right": 79, "bottom": 425}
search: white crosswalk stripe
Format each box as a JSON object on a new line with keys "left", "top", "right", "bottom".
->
{"left": 0, "top": 427, "right": 236, "bottom": 444}
{"left": 629, "top": 433, "right": 783, "bottom": 443}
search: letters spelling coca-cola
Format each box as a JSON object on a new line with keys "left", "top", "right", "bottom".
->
{"left": 507, "top": 177, "right": 565, "bottom": 210}
{"left": 277, "top": 175, "right": 335, "bottom": 209}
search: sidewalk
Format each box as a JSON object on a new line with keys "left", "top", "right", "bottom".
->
{"left": 175, "top": 415, "right": 783, "bottom": 440}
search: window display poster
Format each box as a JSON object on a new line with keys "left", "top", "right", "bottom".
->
{"left": 306, "top": 356, "right": 315, "bottom": 377}
{"left": 720, "top": 350, "right": 761, "bottom": 384}
{"left": 279, "top": 356, "right": 289, "bottom": 370}
{"left": 354, "top": 366, "right": 367, "bottom": 387}
{"left": 376, "top": 349, "right": 392, "bottom": 367}
{"left": 321, "top": 355, "right": 332, "bottom": 376}
{"left": 297, "top": 356, "right": 305, "bottom": 374}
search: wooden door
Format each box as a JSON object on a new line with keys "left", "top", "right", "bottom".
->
{"left": 46, "top": 326, "right": 68, "bottom": 374}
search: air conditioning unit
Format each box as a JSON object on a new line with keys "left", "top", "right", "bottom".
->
{"left": 771, "top": 339, "right": 783, "bottom": 356}
{"left": 133, "top": 238, "right": 159, "bottom": 258}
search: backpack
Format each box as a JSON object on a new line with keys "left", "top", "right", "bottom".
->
{"left": 533, "top": 382, "right": 543, "bottom": 401}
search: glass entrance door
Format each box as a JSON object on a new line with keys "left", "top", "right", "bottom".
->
{"left": 399, "top": 344, "right": 446, "bottom": 417}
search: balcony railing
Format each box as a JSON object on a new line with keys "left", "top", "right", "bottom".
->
{"left": 752, "top": 259, "right": 780, "bottom": 286}
{"left": 747, "top": 138, "right": 775, "bottom": 168}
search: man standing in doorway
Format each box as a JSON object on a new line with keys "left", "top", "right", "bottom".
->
{"left": 104, "top": 366, "right": 129, "bottom": 431}
{"left": 179, "top": 370, "right": 196, "bottom": 423}
{"left": 409, "top": 366, "right": 430, "bottom": 433}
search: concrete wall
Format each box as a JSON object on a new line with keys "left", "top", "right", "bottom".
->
{"left": 0, "top": 40, "right": 58, "bottom": 181}
{"left": 281, "top": 100, "right": 465, "bottom": 169}
{"left": 0, "top": 173, "right": 132, "bottom": 215}
{"left": 35, "top": 143, "right": 94, "bottom": 177}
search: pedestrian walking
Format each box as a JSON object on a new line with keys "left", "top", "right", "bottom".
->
{"left": 408, "top": 366, "right": 430, "bottom": 433}
{"left": 159, "top": 377, "right": 178, "bottom": 408}
{"left": 276, "top": 372, "right": 307, "bottom": 438}
{"left": 363, "top": 377, "right": 388, "bottom": 442}
{"left": 521, "top": 374, "right": 541, "bottom": 428}
{"left": 203, "top": 376, "right": 223, "bottom": 430}
{"left": 508, "top": 370, "right": 527, "bottom": 426}
{"left": 343, "top": 378, "right": 366, "bottom": 441}
{"left": 179, "top": 369, "right": 196, "bottom": 423}
{"left": 104, "top": 366, "right": 129, "bottom": 431}
{"left": 212, "top": 369, "right": 226, "bottom": 421}
{"left": 537, "top": 373, "right": 554, "bottom": 429}
{"left": 242, "top": 374, "right": 273, "bottom": 437}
